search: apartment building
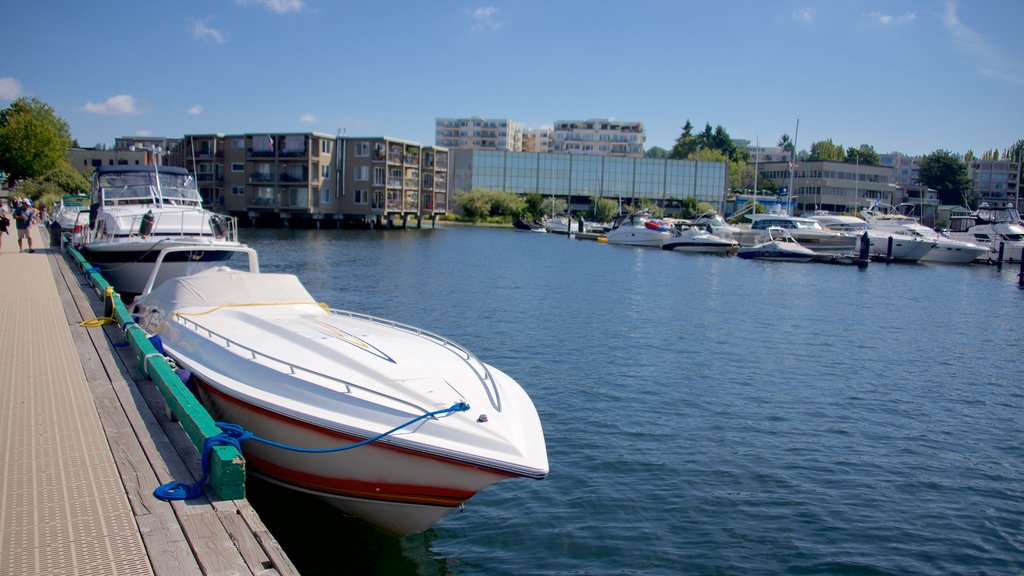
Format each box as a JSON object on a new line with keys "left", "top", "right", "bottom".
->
{"left": 968, "top": 159, "right": 1020, "bottom": 207}
{"left": 435, "top": 117, "right": 521, "bottom": 151}
{"left": 67, "top": 138, "right": 178, "bottom": 174}
{"left": 522, "top": 128, "right": 552, "bottom": 153}
{"left": 550, "top": 119, "right": 645, "bottom": 157}
{"left": 335, "top": 137, "right": 448, "bottom": 226}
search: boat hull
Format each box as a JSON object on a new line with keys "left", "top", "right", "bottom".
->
{"left": 79, "top": 241, "right": 241, "bottom": 296}
{"left": 661, "top": 240, "right": 737, "bottom": 254}
{"left": 192, "top": 376, "right": 509, "bottom": 535}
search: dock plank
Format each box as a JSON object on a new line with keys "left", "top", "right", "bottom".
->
{"left": 48, "top": 247, "right": 298, "bottom": 575}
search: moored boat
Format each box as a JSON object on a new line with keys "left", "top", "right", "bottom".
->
{"left": 513, "top": 218, "right": 547, "bottom": 232}
{"left": 661, "top": 226, "right": 738, "bottom": 254}
{"left": 77, "top": 165, "right": 245, "bottom": 297}
{"left": 605, "top": 213, "right": 674, "bottom": 247}
{"left": 133, "top": 258, "right": 548, "bottom": 535}
{"left": 736, "top": 226, "right": 816, "bottom": 262}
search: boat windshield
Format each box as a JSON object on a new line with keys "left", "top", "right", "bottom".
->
{"left": 99, "top": 171, "right": 201, "bottom": 207}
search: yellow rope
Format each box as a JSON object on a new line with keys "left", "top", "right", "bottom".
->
{"left": 172, "top": 301, "right": 329, "bottom": 318}
{"left": 80, "top": 287, "right": 118, "bottom": 327}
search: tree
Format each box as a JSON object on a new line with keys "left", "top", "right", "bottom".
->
{"left": 591, "top": 197, "right": 619, "bottom": 221}
{"left": 845, "top": 144, "right": 880, "bottom": 166}
{"left": 918, "top": 150, "right": 972, "bottom": 206}
{"left": 645, "top": 146, "right": 669, "bottom": 159}
{"left": 808, "top": 139, "right": 846, "bottom": 162}
{"left": 0, "top": 97, "right": 74, "bottom": 185}
{"left": 524, "top": 193, "right": 545, "bottom": 219}
{"left": 670, "top": 120, "right": 698, "bottom": 160}
{"left": 777, "top": 134, "right": 794, "bottom": 154}
{"left": 12, "top": 160, "right": 89, "bottom": 205}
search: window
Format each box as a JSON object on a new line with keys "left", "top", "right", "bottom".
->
{"left": 232, "top": 138, "right": 245, "bottom": 149}
{"left": 321, "top": 165, "right": 330, "bottom": 179}
{"left": 353, "top": 190, "right": 368, "bottom": 205}
{"left": 354, "top": 165, "right": 369, "bottom": 181}
{"left": 321, "top": 187, "right": 330, "bottom": 204}
{"left": 354, "top": 142, "right": 370, "bottom": 157}
{"left": 232, "top": 186, "right": 244, "bottom": 195}
{"left": 321, "top": 139, "right": 330, "bottom": 154}
{"left": 373, "top": 167, "right": 385, "bottom": 186}
{"left": 231, "top": 162, "right": 244, "bottom": 172}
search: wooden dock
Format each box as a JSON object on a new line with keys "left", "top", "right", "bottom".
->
{"left": 0, "top": 226, "right": 298, "bottom": 575}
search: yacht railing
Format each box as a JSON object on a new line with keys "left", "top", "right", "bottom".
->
{"left": 326, "top": 307, "right": 500, "bottom": 408}
{"left": 174, "top": 312, "right": 451, "bottom": 417}
{"left": 80, "top": 210, "right": 239, "bottom": 245}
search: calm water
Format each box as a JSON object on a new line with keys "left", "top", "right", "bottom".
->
{"left": 237, "top": 225, "right": 1023, "bottom": 575}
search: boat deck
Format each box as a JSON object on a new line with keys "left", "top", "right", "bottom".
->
{"left": 0, "top": 226, "right": 298, "bottom": 575}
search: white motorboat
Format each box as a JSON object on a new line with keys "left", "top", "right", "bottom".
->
{"left": 133, "top": 255, "right": 548, "bottom": 535}
{"left": 808, "top": 213, "right": 936, "bottom": 262}
{"left": 945, "top": 202, "right": 1024, "bottom": 263}
{"left": 736, "top": 226, "right": 816, "bottom": 262}
{"left": 734, "top": 212, "right": 858, "bottom": 254}
{"left": 691, "top": 211, "right": 743, "bottom": 240}
{"left": 605, "top": 213, "right": 674, "bottom": 247}
{"left": 513, "top": 218, "right": 547, "bottom": 232}
{"left": 542, "top": 214, "right": 572, "bottom": 234}
{"left": 77, "top": 165, "right": 245, "bottom": 297}
{"left": 661, "top": 226, "right": 738, "bottom": 254}
{"left": 858, "top": 208, "right": 987, "bottom": 264}
{"left": 51, "top": 193, "right": 91, "bottom": 235}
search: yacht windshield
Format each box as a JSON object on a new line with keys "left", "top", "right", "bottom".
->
{"left": 99, "top": 171, "right": 201, "bottom": 207}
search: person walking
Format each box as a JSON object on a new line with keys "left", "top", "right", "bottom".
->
{"left": 0, "top": 202, "right": 9, "bottom": 251}
{"left": 14, "top": 197, "right": 36, "bottom": 253}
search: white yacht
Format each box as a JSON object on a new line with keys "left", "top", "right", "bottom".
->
{"left": 661, "top": 226, "right": 738, "bottom": 254}
{"left": 808, "top": 213, "right": 935, "bottom": 263}
{"left": 945, "top": 203, "right": 1024, "bottom": 263}
{"left": 858, "top": 207, "right": 987, "bottom": 264}
{"left": 734, "top": 212, "right": 858, "bottom": 254}
{"left": 605, "top": 213, "right": 674, "bottom": 247}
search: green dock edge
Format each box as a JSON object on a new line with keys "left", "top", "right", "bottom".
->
{"left": 64, "top": 243, "right": 246, "bottom": 501}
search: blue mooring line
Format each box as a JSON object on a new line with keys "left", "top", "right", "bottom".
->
{"left": 153, "top": 401, "right": 470, "bottom": 501}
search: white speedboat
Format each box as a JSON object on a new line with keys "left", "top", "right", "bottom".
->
{"left": 605, "top": 213, "right": 674, "bottom": 247}
{"left": 691, "top": 211, "right": 742, "bottom": 240}
{"left": 77, "top": 165, "right": 244, "bottom": 297}
{"left": 51, "top": 193, "right": 91, "bottom": 234}
{"left": 736, "top": 227, "right": 816, "bottom": 262}
{"left": 133, "top": 257, "right": 548, "bottom": 536}
{"left": 946, "top": 202, "right": 1024, "bottom": 263}
{"left": 734, "top": 212, "right": 858, "bottom": 254}
{"left": 542, "top": 214, "right": 573, "bottom": 234}
{"left": 661, "top": 226, "right": 738, "bottom": 254}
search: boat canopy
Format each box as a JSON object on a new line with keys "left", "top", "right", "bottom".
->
{"left": 92, "top": 166, "right": 202, "bottom": 208}
{"left": 139, "top": 267, "right": 317, "bottom": 315}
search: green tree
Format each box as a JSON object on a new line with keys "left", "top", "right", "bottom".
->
{"left": 524, "top": 192, "right": 544, "bottom": 219}
{"left": 918, "top": 150, "right": 972, "bottom": 206}
{"left": 14, "top": 160, "right": 89, "bottom": 205}
{"left": 0, "top": 97, "right": 74, "bottom": 185}
{"left": 777, "top": 134, "right": 794, "bottom": 154}
{"left": 808, "top": 139, "right": 846, "bottom": 162}
{"left": 591, "top": 197, "right": 619, "bottom": 221}
{"left": 845, "top": 144, "right": 879, "bottom": 165}
{"left": 670, "top": 120, "right": 698, "bottom": 160}
{"left": 645, "top": 146, "right": 669, "bottom": 159}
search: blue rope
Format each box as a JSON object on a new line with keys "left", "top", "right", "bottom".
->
{"left": 152, "top": 401, "right": 470, "bottom": 501}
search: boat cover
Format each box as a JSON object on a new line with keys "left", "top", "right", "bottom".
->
{"left": 138, "top": 267, "right": 317, "bottom": 314}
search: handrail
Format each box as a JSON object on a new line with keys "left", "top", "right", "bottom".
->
{"left": 326, "top": 308, "right": 499, "bottom": 404}
{"left": 170, "top": 304, "right": 501, "bottom": 412}
{"left": 139, "top": 245, "right": 260, "bottom": 298}
{"left": 171, "top": 312, "right": 437, "bottom": 416}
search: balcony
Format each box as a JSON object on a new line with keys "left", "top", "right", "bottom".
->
{"left": 249, "top": 173, "right": 276, "bottom": 183}
{"left": 279, "top": 173, "right": 308, "bottom": 183}
{"left": 387, "top": 177, "right": 402, "bottom": 188}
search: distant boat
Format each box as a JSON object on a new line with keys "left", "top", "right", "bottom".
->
{"left": 736, "top": 226, "right": 816, "bottom": 262}
{"left": 945, "top": 202, "right": 1024, "bottom": 263}
{"left": 605, "top": 213, "right": 674, "bottom": 247}
{"left": 661, "top": 226, "right": 738, "bottom": 254}
{"left": 513, "top": 218, "right": 547, "bottom": 232}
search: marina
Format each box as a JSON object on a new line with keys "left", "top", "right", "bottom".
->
{"left": 4, "top": 220, "right": 1024, "bottom": 574}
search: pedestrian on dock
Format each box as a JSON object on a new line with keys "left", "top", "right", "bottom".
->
{"left": 14, "top": 198, "right": 35, "bottom": 253}
{"left": 0, "top": 203, "right": 9, "bottom": 250}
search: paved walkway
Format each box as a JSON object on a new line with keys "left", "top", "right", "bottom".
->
{"left": 0, "top": 224, "right": 152, "bottom": 573}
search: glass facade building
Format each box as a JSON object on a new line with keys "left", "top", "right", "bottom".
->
{"left": 451, "top": 150, "right": 727, "bottom": 208}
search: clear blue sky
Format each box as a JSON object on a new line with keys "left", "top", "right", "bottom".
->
{"left": 3, "top": 0, "right": 1022, "bottom": 157}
